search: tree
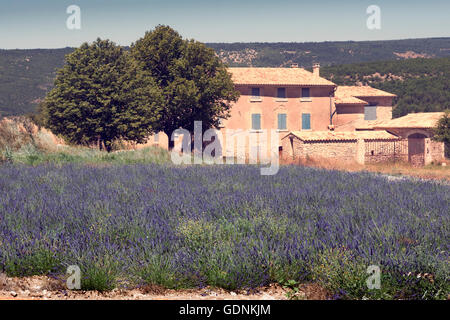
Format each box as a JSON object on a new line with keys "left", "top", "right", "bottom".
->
{"left": 130, "top": 25, "right": 240, "bottom": 149}
{"left": 432, "top": 110, "right": 450, "bottom": 158}
{"left": 43, "top": 38, "right": 163, "bottom": 152}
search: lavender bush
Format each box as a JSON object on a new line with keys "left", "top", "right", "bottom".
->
{"left": 0, "top": 164, "right": 448, "bottom": 299}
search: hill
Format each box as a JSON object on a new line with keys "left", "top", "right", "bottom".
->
{"left": 210, "top": 37, "right": 450, "bottom": 67}
{"left": 0, "top": 48, "right": 73, "bottom": 117}
{"left": 0, "top": 37, "right": 449, "bottom": 117}
{"left": 321, "top": 57, "right": 450, "bottom": 117}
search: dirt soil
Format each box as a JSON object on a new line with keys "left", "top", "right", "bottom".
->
{"left": 0, "top": 273, "right": 329, "bottom": 300}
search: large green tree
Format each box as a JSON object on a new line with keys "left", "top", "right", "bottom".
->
{"left": 130, "top": 25, "right": 240, "bottom": 148}
{"left": 43, "top": 38, "right": 162, "bottom": 151}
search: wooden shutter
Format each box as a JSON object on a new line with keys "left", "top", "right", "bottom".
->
{"left": 278, "top": 114, "right": 287, "bottom": 130}
{"left": 364, "top": 106, "right": 377, "bottom": 120}
{"left": 252, "top": 114, "right": 261, "bottom": 130}
{"left": 302, "top": 113, "right": 311, "bottom": 130}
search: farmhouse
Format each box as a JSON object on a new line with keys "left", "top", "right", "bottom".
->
{"left": 145, "top": 64, "right": 444, "bottom": 166}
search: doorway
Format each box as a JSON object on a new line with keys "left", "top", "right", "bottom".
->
{"left": 408, "top": 133, "right": 426, "bottom": 166}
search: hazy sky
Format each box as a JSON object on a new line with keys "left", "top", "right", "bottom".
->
{"left": 0, "top": 0, "right": 449, "bottom": 49}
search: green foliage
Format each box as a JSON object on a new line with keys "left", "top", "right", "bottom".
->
{"left": 130, "top": 25, "right": 240, "bottom": 141}
{"left": 8, "top": 146, "right": 170, "bottom": 166}
{"left": 138, "top": 255, "right": 195, "bottom": 290}
{"left": 432, "top": 110, "right": 450, "bottom": 143}
{"left": 2, "top": 38, "right": 450, "bottom": 119}
{"left": 4, "top": 249, "right": 61, "bottom": 277}
{"left": 0, "top": 48, "right": 73, "bottom": 117}
{"left": 42, "top": 38, "right": 162, "bottom": 151}
{"left": 209, "top": 37, "right": 450, "bottom": 67}
{"left": 81, "top": 263, "right": 117, "bottom": 292}
{"left": 280, "top": 279, "right": 305, "bottom": 300}
{"left": 432, "top": 110, "right": 450, "bottom": 158}
{"left": 321, "top": 57, "right": 450, "bottom": 117}
{"left": 310, "top": 247, "right": 368, "bottom": 299}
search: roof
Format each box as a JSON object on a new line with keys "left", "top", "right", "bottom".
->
{"left": 283, "top": 130, "right": 399, "bottom": 142}
{"left": 334, "top": 96, "right": 368, "bottom": 105}
{"left": 371, "top": 112, "right": 445, "bottom": 129}
{"left": 352, "top": 119, "right": 390, "bottom": 130}
{"left": 335, "top": 86, "right": 397, "bottom": 99}
{"left": 228, "top": 67, "right": 336, "bottom": 86}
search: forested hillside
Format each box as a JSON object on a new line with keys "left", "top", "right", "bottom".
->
{"left": 0, "top": 37, "right": 449, "bottom": 117}
{"left": 0, "top": 48, "right": 73, "bottom": 116}
{"left": 210, "top": 37, "right": 450, "bottom": 67}
{"left": 321, "top": 57, "right": 450, "bottom": 117}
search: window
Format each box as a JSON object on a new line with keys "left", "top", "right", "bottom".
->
{"left": 302, "top": 113, "right": 311, "bottom": 130}
{"left": 154, "top": 133, "right": 159, "bottom": 143}
{"left": 277, "top": 88, "right": 286, "bottom": 99}
{"left": 251, "top": 87, "right": 260, "bottom": 98}
{"left": 277, "top": 113, "right": 287, "bottom": 130}
{"left": 251, "top": 113, "right": 261, "bottom": 130}
{"left": 364, "top": 106, "right": 377, "bottom": 120}
{"left": 302, "top": 88, "right": 310, "bottom": 98}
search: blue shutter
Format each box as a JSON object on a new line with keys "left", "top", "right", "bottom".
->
{"left": 277, "top": 88, "right": 286, "bottom": 98}
{"left": 278, "top": 114, "right": 287, "bottom": 130}
{"left": 302, "top": 113, "right": 311, "bottom": 130}
{"left": 251, "top": 87, "right": 260, "bottom": 98}
{"left": 252, "top": 114, "right": 261, "bottom": 130}
{"left": 364, "top": 106, "right": 377, "bottom": 120}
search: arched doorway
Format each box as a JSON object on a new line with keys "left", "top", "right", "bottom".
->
{"left": 408, "top": 133, "right": 427, "bottom": 166}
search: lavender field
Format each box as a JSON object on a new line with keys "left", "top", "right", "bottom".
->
{"left": 0, "top": 164, "right": 448, "bottom": 299}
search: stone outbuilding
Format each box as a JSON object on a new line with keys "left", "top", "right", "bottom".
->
{"left": 281, "top": 130, "right": 402, "bottom": 165}
{"left": 356, "top": 112, "right": 446, "bottom": 166}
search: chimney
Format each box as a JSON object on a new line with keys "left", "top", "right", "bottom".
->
{"left": 290, "top": 63, "right": 298, "bottom": 68}
{"left": 313, "top": 63, "right": 320, "bottom": 76}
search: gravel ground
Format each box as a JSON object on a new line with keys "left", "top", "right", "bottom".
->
{"left": 0, "top": 273, "right": 329, "bottom": 300}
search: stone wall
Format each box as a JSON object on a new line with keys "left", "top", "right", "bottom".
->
{"left": 383, "top": 128, "right": 445, "bottom": 164}
{"left": 282, "top": 135, "right": 410, "bottom": 165}
{"left": 427, "top": 139, "right": 445, "bottom": 164}
{"left": 364, "top": 139, "right": 408, "bottom": 164}
{"left": 282, "top": 137, "right": 359, "bottom": 163}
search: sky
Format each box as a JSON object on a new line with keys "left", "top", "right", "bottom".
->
{"left": 0, "top": 0, "right": 449, "bottom": 49}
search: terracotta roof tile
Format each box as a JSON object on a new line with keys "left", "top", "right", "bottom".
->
{"left": 283, "top": 130, "right": 399, "bottom": 142}
{"left": 335, "top": 96, "right": 368, "bottom": 105}
{"left": 371, "top": 112, "right": 445, "bottom": 129}
{"left": 228, "top": 67, "right": 336, "bottom": 86}
{"left": 336, "top": 86, "right": 397, "bottom": 98}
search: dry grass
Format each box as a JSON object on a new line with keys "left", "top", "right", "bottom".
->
{"left": 281, "top": 156, "right": 450, "bottom": 181}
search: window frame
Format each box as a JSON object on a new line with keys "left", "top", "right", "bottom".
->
{"left": 276, "top": 87, "right": 288, "bottom": 102}
{"left": 301, "top": 87, "right": 312, "bottom": 102}
{"left": 250, "top": 87, "right": 262, "bottom": 102}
